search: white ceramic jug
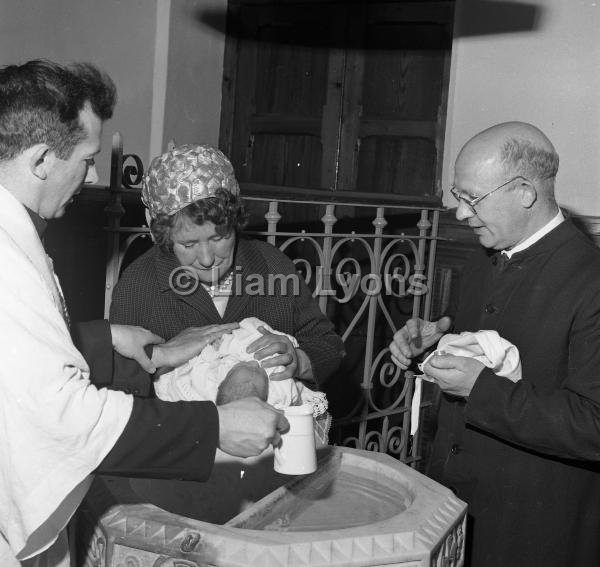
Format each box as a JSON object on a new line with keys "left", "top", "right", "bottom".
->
{"left": 274, "top": 404, "right": 317, "bottom": 475}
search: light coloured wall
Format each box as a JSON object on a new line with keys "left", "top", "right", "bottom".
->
{"left": 0, "top": 0, "right": 157, "bottom": 183}
{"left": 161, "top": 0, "right": 228, "bottom": 155}
{"left": 442, "top": 0, "right": 600, "bottom": 215}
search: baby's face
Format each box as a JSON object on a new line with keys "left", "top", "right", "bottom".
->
{"left": 216, "top": 360, "right": 269, "bottom": 405}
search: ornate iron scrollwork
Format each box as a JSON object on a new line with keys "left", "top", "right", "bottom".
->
{"left": 122, "top": 153, "right": 144, "bottom": 189}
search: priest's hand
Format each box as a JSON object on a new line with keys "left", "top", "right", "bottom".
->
{"left": 423, "top": 354, "right": 485, "bottom": 398}
{"left": 389, "top": 316, "right": 452, "bottom": 369}
{"left": 110, "top": 324, "right": 164, "bottom": 373}
{"left": 151, "top": 323, "right": 240, "bottom": 371}
{"left": 217, "top": 397, "right": 290, "bottom": 457}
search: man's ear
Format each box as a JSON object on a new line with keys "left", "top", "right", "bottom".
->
{"left": 519, "top": 179, "right": 537, "bottom": 209}
{"left": 28, "top": 144, "right": 52, "bottom": 181}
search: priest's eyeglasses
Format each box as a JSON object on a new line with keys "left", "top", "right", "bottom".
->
{"left": 450, "top": 175, "right": 530, "bottom": 211}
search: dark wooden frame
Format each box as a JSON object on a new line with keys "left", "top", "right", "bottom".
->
{"left": 219, "top": 0, "right": 455, "bottom": 204}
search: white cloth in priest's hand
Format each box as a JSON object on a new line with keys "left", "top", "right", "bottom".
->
{"left": 410, "top": 330, "right": 522, "bottom": 435}
{"left": 419, "top": 330, "right": 522, "bottom": 382}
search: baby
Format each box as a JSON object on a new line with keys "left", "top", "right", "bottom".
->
{"left": 154, "top": 318, "right": 328, "bottom": 417}
{"left": 215, "top": 360, "right": 269, "bottom": 405}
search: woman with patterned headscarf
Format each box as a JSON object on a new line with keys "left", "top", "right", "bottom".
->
{"left": 110, "top": 144, "right": 344, "bottom": 396}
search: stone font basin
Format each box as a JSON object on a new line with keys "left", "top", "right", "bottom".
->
{"left": 75, "top": 446, "right": 466, "bottom": 566}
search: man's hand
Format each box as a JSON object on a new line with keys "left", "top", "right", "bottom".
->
{"left": 217, "top": 397, "right": 290, "bottom": 457}
{"left": 389, "top": 316, "right": 452, "bottom": 369}
{"left": 110, "top": 324, "right": 165, "bottom": 373}
{"left": 246, "top": 326, "right": 298, "bottom": 381}
{"left": 152, "top": 323, "right": 239, "bottom": 370}
{"left": 423, "top": 354, "right": 485, "bottom": 397}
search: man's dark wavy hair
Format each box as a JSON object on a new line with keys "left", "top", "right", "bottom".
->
{"left": 151, "top": 189, "right": 248, "bottom": 253}
{"left": 0, "top": 59, "right": 116, "bottom": 161}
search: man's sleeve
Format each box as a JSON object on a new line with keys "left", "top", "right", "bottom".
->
{"left": 71, "top": 320, "right": 153, "bottom": 396}
{"left": 96, "top": 397, "right": 219, "bottom": 481}
{"left": 72, "top": 321, "right": 219, "bottom": 480}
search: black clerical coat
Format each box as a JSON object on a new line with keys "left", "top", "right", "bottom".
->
{"left": 429, "top": 220, "right": 600, "bottom": 567}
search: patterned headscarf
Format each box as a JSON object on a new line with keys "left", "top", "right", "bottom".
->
{"left": 142, "top": 144, "right": 240, "bottom": 218}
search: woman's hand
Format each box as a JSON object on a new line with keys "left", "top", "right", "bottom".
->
{"left": 246, "top": 326, "right": 298, "bottom": 381}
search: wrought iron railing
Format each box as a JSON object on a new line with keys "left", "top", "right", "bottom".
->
{"left": 103, "top": 133, "right": 448, "bottom": 467}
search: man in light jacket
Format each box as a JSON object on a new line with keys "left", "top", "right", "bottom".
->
{"left": 0, "top": 59, "right": 288, "bottom": 567}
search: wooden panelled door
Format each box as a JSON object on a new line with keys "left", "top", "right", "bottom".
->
{"left": 220, "top": 0, "right": 454, "bottom": 204}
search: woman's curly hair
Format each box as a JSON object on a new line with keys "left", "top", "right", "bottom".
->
{"left": 150, "top": 188, "right": 248, "bottom": 252}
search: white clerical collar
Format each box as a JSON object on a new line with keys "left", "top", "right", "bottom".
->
{"left": 502, "top": 210, "right": 565, "bottom": 259}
